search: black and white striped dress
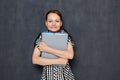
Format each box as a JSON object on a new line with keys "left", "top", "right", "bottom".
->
{"left": 35, "top": 30, "right": 75, "bottom": 80}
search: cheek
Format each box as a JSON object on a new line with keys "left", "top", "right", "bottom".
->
{"left": 46, "top": 22, "right": 51, "bottom": 27}
{"left": 59, "top": 23, "right": 62, "bottom": 27}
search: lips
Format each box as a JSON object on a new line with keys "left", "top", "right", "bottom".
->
{"left": 51, "top": 27, "right": 57, "bottom": 29}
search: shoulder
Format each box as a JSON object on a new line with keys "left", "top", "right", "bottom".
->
{"left": 34, "top": 32, "right": 42, "bottom": 47}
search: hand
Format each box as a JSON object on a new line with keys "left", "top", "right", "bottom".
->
{"left": 38, "top": 42, "right": 49, "bottom": 52}
{"left": 58, "top": 58, "right": 68, "bottom": 65}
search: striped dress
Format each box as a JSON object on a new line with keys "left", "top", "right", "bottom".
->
{"left": 35, "top": 30, "right": 75, "bottom": 80}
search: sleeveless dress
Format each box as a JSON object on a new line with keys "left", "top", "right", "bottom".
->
{"left": 35, "top": 30, "right": 75, "bottom": 80}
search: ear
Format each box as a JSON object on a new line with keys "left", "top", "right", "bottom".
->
{"left": 45, "top": 21, "right": 47, "bottom": 26}
{"left": 60, "top": 21, "right": 63, "bottom": 27}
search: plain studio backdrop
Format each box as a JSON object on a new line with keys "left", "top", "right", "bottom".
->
{"left": 0, "top": 0, "right": 120, "bottom": 80}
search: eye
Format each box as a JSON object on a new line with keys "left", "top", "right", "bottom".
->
{"left": 48, "top": 20, "right": 52, "bottom": 23}
{"left": 56, "top": 20, "right": 60, "bottom": 23}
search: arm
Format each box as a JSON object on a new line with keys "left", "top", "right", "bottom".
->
{"left": 32, "top": 46, "right": 68, "bottom": 66}
{"left": 39, "top": 41, "right": 74, "bottom": 59}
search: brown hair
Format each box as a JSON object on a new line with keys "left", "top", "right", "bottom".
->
{"left": 45, "top": 10, "right": 63, "bottom": 21}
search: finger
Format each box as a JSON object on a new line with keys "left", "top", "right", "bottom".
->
{"left": 37, "top": 45, "right": 40, "bottom": 50}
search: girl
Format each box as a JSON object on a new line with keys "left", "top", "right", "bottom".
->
{"left": 32, "top": 10, "right": 75, "bottom": 80}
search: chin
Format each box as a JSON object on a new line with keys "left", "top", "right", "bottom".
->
{"left": 51, "top": 30, "right": 59, "bottom": 32}
{"left": 50, "top": 29, "right": 60, "bottom": 32}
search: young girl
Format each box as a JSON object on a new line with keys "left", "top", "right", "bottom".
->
{"left": 32, "top": 10, "right": 75, "bottom": 80}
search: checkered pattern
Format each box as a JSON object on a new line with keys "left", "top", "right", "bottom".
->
{"left": 41, "top": 64, "right": 75, "bottom": 80}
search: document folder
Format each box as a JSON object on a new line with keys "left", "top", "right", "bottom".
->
{"left": 41, "top": 32, "right": 68, "bottom": 59}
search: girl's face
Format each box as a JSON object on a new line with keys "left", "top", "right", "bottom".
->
{"left": 45, "top": 13, "right": 62, "bottom": 32}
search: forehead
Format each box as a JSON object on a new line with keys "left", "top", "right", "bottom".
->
{"left": 47, "top": 13, "right": 60, "bottom": 19}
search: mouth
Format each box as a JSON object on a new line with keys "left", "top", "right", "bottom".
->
{"left": 51, "top": 27, "right": 57, "bottom": 29}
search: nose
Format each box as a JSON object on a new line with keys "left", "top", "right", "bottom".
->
{"left": 52, "top": 21, "right": 56, "bottom": 26}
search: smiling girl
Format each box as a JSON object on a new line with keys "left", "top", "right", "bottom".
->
{"left": 32, "top": 10, "right": 75, "bottom": 80}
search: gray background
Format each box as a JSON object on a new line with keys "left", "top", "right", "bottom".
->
{"left": 0, "top": 0, "right": 120, "bottom": 80}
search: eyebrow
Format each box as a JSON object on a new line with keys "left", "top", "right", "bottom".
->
{"left": 47, "top": 19, "right": 61, "bottom": 21}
